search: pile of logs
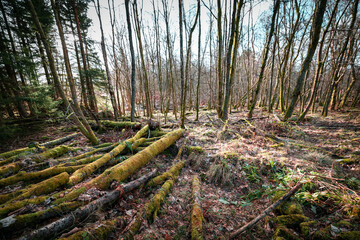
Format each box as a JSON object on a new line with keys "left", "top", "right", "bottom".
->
{"left": 0, "top": 122, "right": 190, "bottom": 239}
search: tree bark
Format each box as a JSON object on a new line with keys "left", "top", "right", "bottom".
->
{"left": 248, "top": 0, "right": 280, "bottom": 119}
{"left": 18, "top": 170, "right": 157, "bottom": 240}
{"left": 284, "top": 0, "right": 328, "bottom": 120}
{"left": 222, "top": 0, "right": 244, "bottom": 120}
{"left": 125, "top": 0, "right": 136, "bottom": 122}
{"left": 94, "top": 0, "right": 119, "bottom": 120}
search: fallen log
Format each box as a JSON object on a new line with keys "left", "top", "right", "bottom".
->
{"left": 58, "top": 216, "right": 126, "bottom": 240}
{"left": 0, "top": 190, "right": 66, "bottom": 218}
{"left": 18, "top": 169, "right": 157, "bottom": 240}
{"left": 124, "top": 177, "right": 180, "bottom": 239}
{"left": 146, "top": 147, "right": 184, "bottom": 188}
{"left": 0, "top": 172, "right": 69, "bottom": 204}
{"left": 0, "top": 164, "right": 83, "bottom": 188}
{"left": 88, "top": 120, "right": 141, "bottom": 130}
{"left": 58, "top": 142, "right": 119, "bottom": 162}
{"left": 41, "top": 133, "right": 80, "bottom": 148}
{"left": 0, "top": 200, "right": 82, "bottom": 233}
{"left": 68, "top": 125, "right": 149, "bottom": 185}
{"left": 229, "top": 182, "right": 304, "bottom": 239}
{"left": 0, "top": 148, "right": 37, "bottom": 167}
{"left": 0, "top": 133, "right": 80, "bottom": 160}
{"left": 191, "top": 176, "right": 204, "bottom": 240}
{"left": 89, "top": 129, "right": 184, "bottom": 190}
{"left": 54, "top": 129, "right": 184, "bottom": 205}
{"left": 149, "top": 130, "right": 167, "bottom": 137}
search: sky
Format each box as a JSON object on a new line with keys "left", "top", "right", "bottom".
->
{"left": 85, "top": 0, "right": 272, "bottom": 66}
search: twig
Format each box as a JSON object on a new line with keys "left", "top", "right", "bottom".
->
{"left": 306, "top": 174, "right": 345, "bottom": 182}
{"left": 229, "top": 182, "right": 304, "bottom": 239}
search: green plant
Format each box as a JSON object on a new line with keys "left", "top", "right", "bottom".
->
{"left": 243, "top": 163, "right": 261, "bottom": 182}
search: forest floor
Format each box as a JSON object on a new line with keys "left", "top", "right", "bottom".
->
{"left": 0, "top": 109, "right": 359, "bottom": 239}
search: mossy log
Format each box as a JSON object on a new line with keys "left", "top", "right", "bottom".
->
{"left": 41, "top": 133, "right": 80, "bottom": 148}
{"left": 0, "top": 190, "right": 66, "bottom": 218}
{"left": 89, "top": 129, "right": 184, "bottom": 190}
{"left": 54, "top": 129, "right": 184, "bottom": 205}
{"left": 0, "top": 200, "right": 82, "bottom": 233}
{"left": 0, "top": 147, "right": 30, "bottom": 160}
{"left": 124, "top": 178, "right": 178, "bottom": 239}
{"left": 19, "top": 170, "right": 157, "bottom": 240}
{"left": 0, "top": 161, "right": 22, "bottom": 178}
{"left": 273, "top": 214, "right": 309, "bottom": 228}
{"left": 92, "top": 142, "right": 113, "bottom": 148}
{"left": 68, "top": 125, "right": 149, "bottom": 185}
{"left": 58, "top": 216, "right": 126, "bottom": 240}
{"left": 0, "top": 165, "right": 82, "bottom": 188}
{"left": 146, "top": 147, "right": 185, "bottom": 188}
{"left": 191, "top": 176, "right": 204, "bottom": 240}
{"left": 59, "top": 143, "right": 119, "bottom": 162}
{"left": 149, "top": 130, "right": 167, "bottom": 137}
{"left": 61, "top": 154, "right": 103, "bottom": 166}
{"left": 0, "top": 133, "right": 79, "bottom": 160}
{"left": 0, "top": 148, "right": 37, "bottom": 167}
{"left": 186, "top": 146, "right": 204, "bottom": 154}
{"left": 89, "top": 120, "right": 141, "bottom": 130}
{"left": 31, "top": 145, "right": 78, "bottom": 163}
{"left": 0, "top": 172, "right": 69, "bottom": 204}
{"left": 1, "top": 145, "right": 78, "bottom": 171}
{"left": 145, "top": 179, "right": 174, "bottom": 222}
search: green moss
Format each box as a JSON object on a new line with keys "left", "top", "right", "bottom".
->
{"left": 313, "top": 226, "right": 331, "bottom": 240}
{"left": 273, "top": 214, "right": 309, "bottom": 228}
{"left": 186, "top": 146, "right": 203, "bottom": 154}
{"left": 335, "top": 220, "right": 352, "bottom": 228}
{"left": 339, "top": 158, "right": 359, "bottom": 164}
{"left": 145, "top": 179, "right": 174, "bottom": 222}
{"left": 272, "top": 191, "right": 303, "bottom": 215}
{"left": 274, "top": 226, "right": 301, "bottom": 240}
{"left": 272, "top": 191, "right": 287, "bottom": 202}
{"left": 337, "top": 231, "right": 360, "bottom": 240}
{"left": 277, "top": 201, "right": 304, "bottom": 215}
{"left": 300, "top": 221, "right": 317, "bottom": 237}
{"left": 273, "top": 237, "right": 286, "bottom": 240}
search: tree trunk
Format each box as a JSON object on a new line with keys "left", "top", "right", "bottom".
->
{"left": 133, "top": 1, "right": 152, "bottom": 118}
{"left": 27, "top": 0, "right": 98, "bottom": 144}
{"left": 181, "top": 0, "right": 200, "bottom": 128}
{"left": 284, "top": 0, "right": 328, "bottom": 120}
{"left": 216, "top": 0, "right": 223, "bottom": 118}
{"left": 94, "top": 0, "right": 119, "bottom": 120}
{"left": 248, "top": 0, "right": 280, "bottom": 119}
{"left": 222, "top": 0, "right": 244, "bottom": 120}
{"left": 18, "top": 170, "right": 157, "bottom": 240}
{"left": 73, "top": 0, "right": 97, "bottom": 113}
{"left": 298, "top": 0, "right": 340, "bottom": 121}
{"left": 125, "top": 0, "right": 136, "bottom": 122}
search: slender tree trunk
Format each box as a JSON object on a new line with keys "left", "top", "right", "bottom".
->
{"left": 50, "top": 0, "right": 98, "bottom": 144}
{"left": 298, "top": 0, "right": 340, "bottom": 121}
{"left": 195, "top": 6, "right": 201, "bottom": 121}
{"left": 216, "top": 0, "right": 223, "bottom": 118}
{"left": 94, "top": 0, "right": 119, "bottom": 120}
{"left": 222, "top": 0, "right": 244, "bottom": 120}
{"left": 284, "top": 0, "right": 328, "bottom": 120}
{"left": 125, "top": 0, "right": 136, "bottom": 122}
{"left": 180, "top": 0, "right": 200, "bottom": 128}
{"left": 73, "top": 0, "right": 97, "bottom": 113}
{"left": 27, "top": 0, "right": 98, "bottom": 145}
{"left": 248, "top": 0, "right": 280, "bottom": 119}
{"left": 179, "top": 0, "right": 185, "bottom": 126}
